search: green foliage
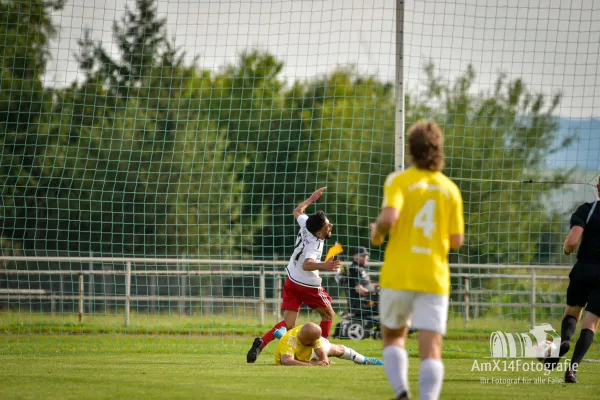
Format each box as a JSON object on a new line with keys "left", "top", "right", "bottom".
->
{"left": 408, "top": 63, "right": 576, "bottom": 265}
{"left": 274, "top": 70, "right": 395, "bottom": 256}
{"left": 0, "top": 0, "right": 575, "bottom": 264}
{"left": 0, "top": 0, "right": 64, "bottom": 254}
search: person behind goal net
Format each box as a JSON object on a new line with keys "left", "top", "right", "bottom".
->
{"left": 371, "top": 120, "right": 465, "bottom": 400}
{"left": 544, "top": 177, "right": 600, "bottom": 384}
{"left": 246, "top": 187, "right": 341, "bottom": 363}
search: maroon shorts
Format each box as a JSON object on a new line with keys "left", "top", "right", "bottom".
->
{"left": 281, "top": 277, "right": 332, "bottom": 311}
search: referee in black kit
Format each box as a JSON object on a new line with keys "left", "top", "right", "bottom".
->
{"left": 545, "top": 178, "right": 600, "bottom": 383}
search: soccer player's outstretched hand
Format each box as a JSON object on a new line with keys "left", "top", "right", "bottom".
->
{"left": 322, "top": 260, "right": 341, "bottom": 271}
{"left": 309, "top": 187, "right": 327, "bottom": 201}
{"left": 309, "top": 360, "right": 329, "bottom": 366}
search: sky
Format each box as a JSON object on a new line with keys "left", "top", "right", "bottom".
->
{"left": 46, "top": 0, "right": 600, "bottom": 120}
{"left": 551, "top": 118, "right": 600, "bottom": 171}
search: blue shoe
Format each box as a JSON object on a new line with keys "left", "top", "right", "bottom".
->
{"left": 274, "top": 327, "right": 287, "bottom": 339}
{"left": 363, "top": 357, "right": 383, "bottom": 365}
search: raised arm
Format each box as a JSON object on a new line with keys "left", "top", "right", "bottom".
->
{"left": 293, "top": 187, "right": 327, "bottom": 219}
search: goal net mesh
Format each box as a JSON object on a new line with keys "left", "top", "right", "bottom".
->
{"left": 1, "top": 0, "right": 599, "bottom": 357}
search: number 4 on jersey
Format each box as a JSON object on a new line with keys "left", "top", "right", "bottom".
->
{"left": 413, "top": 200, "right": 436, "bottom": 238}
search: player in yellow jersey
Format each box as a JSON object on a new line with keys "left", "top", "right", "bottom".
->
{"left": 273, "top": 322, "right": 382, "bottom": 366}
{"left": 370, "top": 120, "right": 464, "bottom": 400}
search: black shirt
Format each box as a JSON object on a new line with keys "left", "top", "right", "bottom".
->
{"left": 570, "top": 201, "right": 600, "bottom": 264}
{"left": 346, "top": 262, "right": 372, "bottom": 310}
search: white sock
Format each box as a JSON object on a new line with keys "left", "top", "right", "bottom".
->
{"left": 341, "top": 346, "right": 365, "bottom": 364}
{"left": 383, "top": 345, "right": 409, "bottom": 397}
{"left": 419, "top": 358, "right": 444, "bottom": 400}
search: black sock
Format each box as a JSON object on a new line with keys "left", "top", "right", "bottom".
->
{"left": 561, "top": 315, "right": 578, "bottom": 342}
{"left": 571, "top": 329, "right": 595, "bottom": 371}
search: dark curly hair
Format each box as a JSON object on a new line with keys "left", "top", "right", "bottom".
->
{"left": 306, "top": 210, "right": 327, "bottom": 235}
{"left": 408, "top": 119, "right": 445, "bottom": 172}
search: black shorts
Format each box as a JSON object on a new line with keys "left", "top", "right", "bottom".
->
{"left": 566, "top": 262, "right": 600, "bottom": 316}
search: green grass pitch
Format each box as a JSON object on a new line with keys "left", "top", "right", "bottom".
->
{"left": 2, "top": 335, "right": 600, "bottom": 400}
{"left": 2, "top": 313, "right": 600, "bottom": 399}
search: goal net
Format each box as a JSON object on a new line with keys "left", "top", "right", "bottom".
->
{"left": 1, "top": 0, "right": 599, "bottom": 358}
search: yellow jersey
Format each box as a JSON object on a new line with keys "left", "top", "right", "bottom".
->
{"left": 380, "top": 167, "right": 464, "bottom": 296}
{"left": 274, "top": 325, "right": 326, "bottom": 365}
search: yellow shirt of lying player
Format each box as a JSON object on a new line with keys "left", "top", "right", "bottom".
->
{"left": 274, "top": 325, "right": 326, "bottom": 365}
{"left": 380, "top": 167, "right": 464, "bottom": 296}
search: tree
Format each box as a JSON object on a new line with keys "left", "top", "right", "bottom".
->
{"left": 208, "top": 53, "right": 396, "bottom": 259}
{"left": 208, "top": 50, "right": 297, "bottom": 257}
{"left": 44, "top": 92, "right": 253, "bottom": 257}
{"left": 0, "top": 0, "right": 259, "bottom": 258}
{"left": 0, "top": 0, "right": 65, "bottom": 254}
{"left": 56, "top": 0, "right": 260, "bottom": 257}
{"left": 76, "top": 0, "right": 168, "bottom": 98}
{"left": 269, "top": 69, "right": 395, "bottom": 258}
{"left": 407, "top": 63, "right": 576, "bottom": 265}
{"left": 0, "top": 0, "right": 576, "bottom": 266}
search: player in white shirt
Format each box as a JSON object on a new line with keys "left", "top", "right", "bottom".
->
{"left": 247, "top": 187, "right": 341, "bottom": 363}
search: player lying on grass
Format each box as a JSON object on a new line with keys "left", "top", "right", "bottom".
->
{"left": 273, "top": 322, "right": 383, "bottom": 366}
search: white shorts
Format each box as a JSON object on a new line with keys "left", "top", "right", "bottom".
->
{"left": 311, "top": 338, "right": 331, "bottom": 360}
{"left": 380, "top": 289, "right": 449, "bottom": 335}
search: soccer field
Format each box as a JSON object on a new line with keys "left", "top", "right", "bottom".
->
{"left": 3, "top": 313, "right": 600, "bottom": 399}
{"left": 3, "top": 0, "right": 600, "bottom": 398}
{"left": 2, "top": 335, "right": 600, "bottom": 400}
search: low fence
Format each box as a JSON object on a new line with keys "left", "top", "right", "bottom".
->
{"left": 0, "top": 257, "right": 571, "bottom": 327}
